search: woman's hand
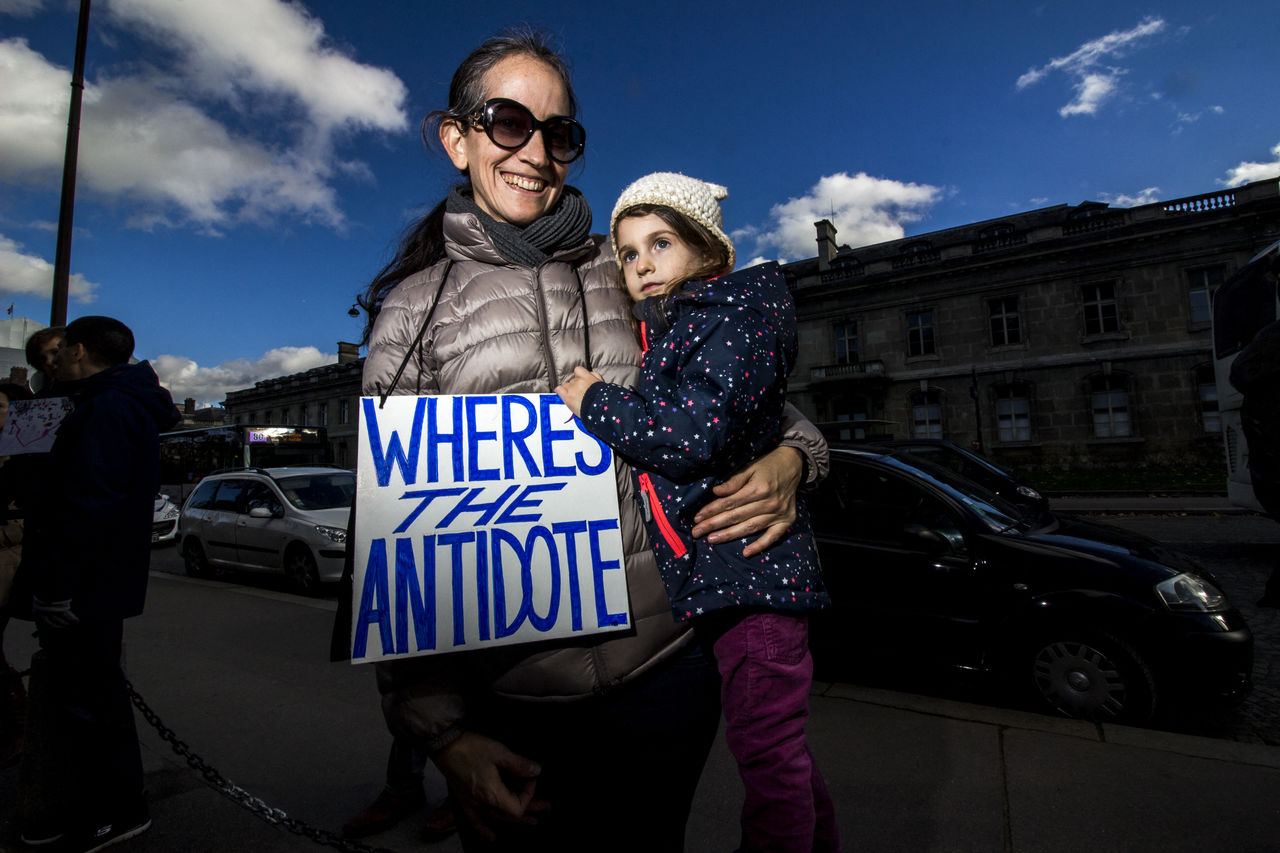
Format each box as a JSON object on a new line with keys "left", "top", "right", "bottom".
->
{"left": 554, "top": 365, "right": 604, "bottom": 419}
{"left": 691, "top": 445, "right": 802, "bottom": 557}
{"left": 432, "top": 731, "right": 547, "bottom": 841}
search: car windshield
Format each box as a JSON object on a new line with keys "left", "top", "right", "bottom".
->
{"left": 274, "top": 473, "right": 355, "bottom": 510}
{"left": 884, "top": 455, "right": 1029, "bottom": 532}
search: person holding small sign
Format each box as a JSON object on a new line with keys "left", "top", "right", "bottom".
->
{"left": 556, "top": 173, "right": 838, "bottom": 852}
{"left": 353, "top": 29, "right": 827, "bottom": 852}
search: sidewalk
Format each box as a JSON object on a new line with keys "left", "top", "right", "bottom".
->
{"left": 3, "top": 572, "right": 1278, "bottom": 852}
{"left": 1051, "top": 493, "right": 1253, "bottom": 515}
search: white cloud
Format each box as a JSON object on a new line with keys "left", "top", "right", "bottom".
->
{"left": 1219, "top": 142, "right": 1280, "bottom": 188}
{"left": 152, "top": 345, "right": 335, "bottom": 407}
{"left": 736, "top": 172, "right": 944, "bottom": 261}
{"left": 0, "top": 234, "right": 101, "bottom": 302}
{"left": 0, "top": 0, "right": 407, "bottom": 231}
{"left": 0, "top": 0, "right": 44, "bottom": 16}
{"left": 1098, "top": 187, "right": 1161, "bottom": 207}
{"left": 1017, "top": 16, "right": 1166, "bottom": 117}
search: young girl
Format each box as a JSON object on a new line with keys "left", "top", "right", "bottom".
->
{"left": 556, "top": 172, "right": 839, "bottom": 852}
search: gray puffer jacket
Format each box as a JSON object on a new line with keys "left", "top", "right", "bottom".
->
{"left": 363, "top": 207, "right": 828, "bottom": 752}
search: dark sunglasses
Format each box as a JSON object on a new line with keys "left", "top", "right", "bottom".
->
{"left": 470, "top": 98, "right": 586, "bottom": 164}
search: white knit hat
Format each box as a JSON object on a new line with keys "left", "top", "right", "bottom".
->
{"left": 610, "top": 172, "right": 735, "bottom": 274}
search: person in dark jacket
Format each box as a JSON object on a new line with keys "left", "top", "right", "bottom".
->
{"left": 17, "top": 315, "right": 178, "bottom": 850}
{"left": 557, "top": 172, "right": 837, "bottom": 853}
{"left": 1229, "top": 253, "right": 1280, "bottom": 606}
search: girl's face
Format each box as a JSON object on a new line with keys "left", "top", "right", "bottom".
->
{"left": 441, "top": 55, "right": 572, "bottom": 227}
{"left": 616, "top": 214, "right": 709, "bottom": 303}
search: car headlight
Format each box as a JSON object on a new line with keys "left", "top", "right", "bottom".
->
{"left": 1155, "top": 572, "right": 1226, "bottom": 612}
{"left": 1016, "top": 485, "right": 1043, "bottom": 501}
{"left": 315, "top": 525, "right": 347, "bottom": 544}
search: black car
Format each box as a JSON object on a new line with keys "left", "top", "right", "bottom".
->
{"left": 844, "top": 438, "right": 1051, "bottom": 519}
{"left": 808, "top": 448, "right": 1253, "bottom": 724}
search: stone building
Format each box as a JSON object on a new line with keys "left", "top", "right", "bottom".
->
{"left": 222, "top": 342, "right": 363, "bottom": 468}
{"left": 784, "top": 177, "right": 1280, "bottom": 473}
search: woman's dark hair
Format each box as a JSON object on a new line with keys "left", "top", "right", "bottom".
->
{"left": 613, "top": 204, "right": 732, "bottom": 285}
{"left": 356, "top": 28, "right": 579, "bottom": 343}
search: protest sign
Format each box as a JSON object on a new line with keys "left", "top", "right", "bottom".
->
{"left": 351, "top": 393, "right": 630, "bottom": 664}
{"left": 0, "top": 397, "right": 73, "bottom": 456}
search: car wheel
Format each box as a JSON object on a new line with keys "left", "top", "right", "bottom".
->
{"left": 285, "top": 544, "right": 321, "bottom": 596}
{"left": 183, "top": 539, "right": 214, "bottom": 579}
{"left": 1028, "top": 630, "right": 1157, "bottom": 724}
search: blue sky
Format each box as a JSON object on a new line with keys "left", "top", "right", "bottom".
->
{"left": 2, "top": 0, "right": 1277, "bottom": 406}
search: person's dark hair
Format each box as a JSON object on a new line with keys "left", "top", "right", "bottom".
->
{"left": 614, "top": 204, "right": 731, "bottom": 285}
{"left": 64, "top": 315, "right": 135, "bottom": 367}
{"left": 355, "top": 27, "right": 579, "bottom": 343}
{"left": 24, "top": 325, "right": 65, "bottom": 370}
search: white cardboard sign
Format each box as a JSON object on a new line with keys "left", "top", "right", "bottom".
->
{"left": 0, "top": 397, "right": 73, "bottom": 456}
{"left": 351, "top": 394, "right": 630, "bottom": 664}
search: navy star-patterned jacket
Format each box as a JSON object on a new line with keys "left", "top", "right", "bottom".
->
{"left": 579, "top": 262, "right": 829, "bottom": 621}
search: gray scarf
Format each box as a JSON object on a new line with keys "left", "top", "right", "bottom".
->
{"left": 447, "top": 185, "right": 592, "bottom": 268}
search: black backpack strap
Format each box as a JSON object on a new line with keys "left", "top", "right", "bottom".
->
{"left": 379, "top": 260, "right": 452, "bottom": 409}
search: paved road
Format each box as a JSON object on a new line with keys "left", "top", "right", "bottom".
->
{"left": 151, "top": 509, "right": 1280, "bottom": 746}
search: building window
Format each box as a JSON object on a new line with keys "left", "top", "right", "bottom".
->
{"left": 1187, "top": 266, "right": 1223, "bottom": 327}
{"left": 988, "top": 296, "right": 1022, "bottom": 347}
{"left": 834, "top": 322, "right": 858, "bottom": 364}
{"left": 911, "top": 389, "right": 943, "bottom": 439}
{"left": 263, "top": 410, "right": 272, "bottom": 425}
{"left": 1196, "top": 364, "right": 1220, "bottom": 433}
{"left": 995, "top": 384, "right": 1031, "bottom": 442}
{"left": 832, "top": 395, "right": 871, "bottom": 441}
{"left": 300, "top": 406, "right": 309, "bottom": 426}
{"left": 907, "top": 310, "right": 935, "bottom": 357}
{"left": 1082, "top": 282, "right": 1120, "bottom": 335}
{"left": 319, "top": 402, "right": 329, "bottom": 426}
{"left": 340, "top": 399, "right": 351, "bottom": 424}
{"left": 1090, "top": 375, "right": 1131, "bottom": 438}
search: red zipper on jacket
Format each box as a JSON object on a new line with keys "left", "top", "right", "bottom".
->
{"left": 636, "top": 472, "right": 687, "bottom": 558}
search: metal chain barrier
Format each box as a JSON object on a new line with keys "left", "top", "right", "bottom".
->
{"left": 125, "top": 680, "right": 399, "bottom": 853}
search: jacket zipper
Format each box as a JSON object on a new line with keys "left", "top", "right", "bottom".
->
{"left": 636, "top": 472, "right": 687, "bottom": 558}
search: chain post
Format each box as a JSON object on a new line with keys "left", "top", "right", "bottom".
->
{"left": 125, "top": 680, "right": 400, "bottom": 853}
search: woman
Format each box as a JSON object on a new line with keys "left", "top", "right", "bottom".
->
{"left": 357, "top": 30, "right": 827, "bottom": 851}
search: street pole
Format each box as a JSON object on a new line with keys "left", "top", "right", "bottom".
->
{"left": 50, "top": 0, "right": 92, "bottom": 328}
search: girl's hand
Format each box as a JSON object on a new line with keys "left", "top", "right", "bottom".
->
{"left": 554, "top": 365, "right": 604, "bottom": 419}
{"left": 691, "top": 445, "right": 802, "bottom": 557}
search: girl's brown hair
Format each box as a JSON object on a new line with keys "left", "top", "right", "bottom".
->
{"left": 613, "top": 204, "right": 732, "bottom": 296}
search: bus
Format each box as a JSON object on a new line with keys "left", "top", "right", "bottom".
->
{"left": 1211, "top": 240, "right": 1280, "bottom": 511}
{"left": 159, "top": 424, "right": 332, "bottom": 501}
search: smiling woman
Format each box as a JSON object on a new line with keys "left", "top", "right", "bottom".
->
{"left": 344, "top": 27, "right": 829, "bottom": 853}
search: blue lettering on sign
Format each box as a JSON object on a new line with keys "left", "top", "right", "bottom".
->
{"left": 589, "top": 519, "right": 627, "bottom": 627}
{"left": 395, "top": 537, "right": 435, "bottom": 653}
{"left": 364, "top": 397, "right": 426, "bottom": 487}
{"left": 351, "top": 517, "right": 626, "bottom": 660}
{"left": 427, "top": 396, "right": 465, "bottom": 483}
{"left": 491, "top": 528, "right": 530, "bottom": 639}
{"left": 466, "top": 396, "right": 500, "bottom": 481}
{"left": 572, "top": 422, "right": 613, "bottom": 476}
{"left": 539, "top": 394, "right": 576, "bottom": 477}
{"left": 439, "top": 531, "right": 476, "bottom": 647}
{"left": 551, "top": 521, "right": 587, "bottom": 631}
{"left": 495, "top": 483, "right": 566, "bottom": 524}
{"left": 502, "top": 396, "right": 540, "bottom": 478}
{"left": 440, "top": 485, "right": 520, "bottom": 529}
{"left": 353, "top": 539, "right": 393, "bottom": 657}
